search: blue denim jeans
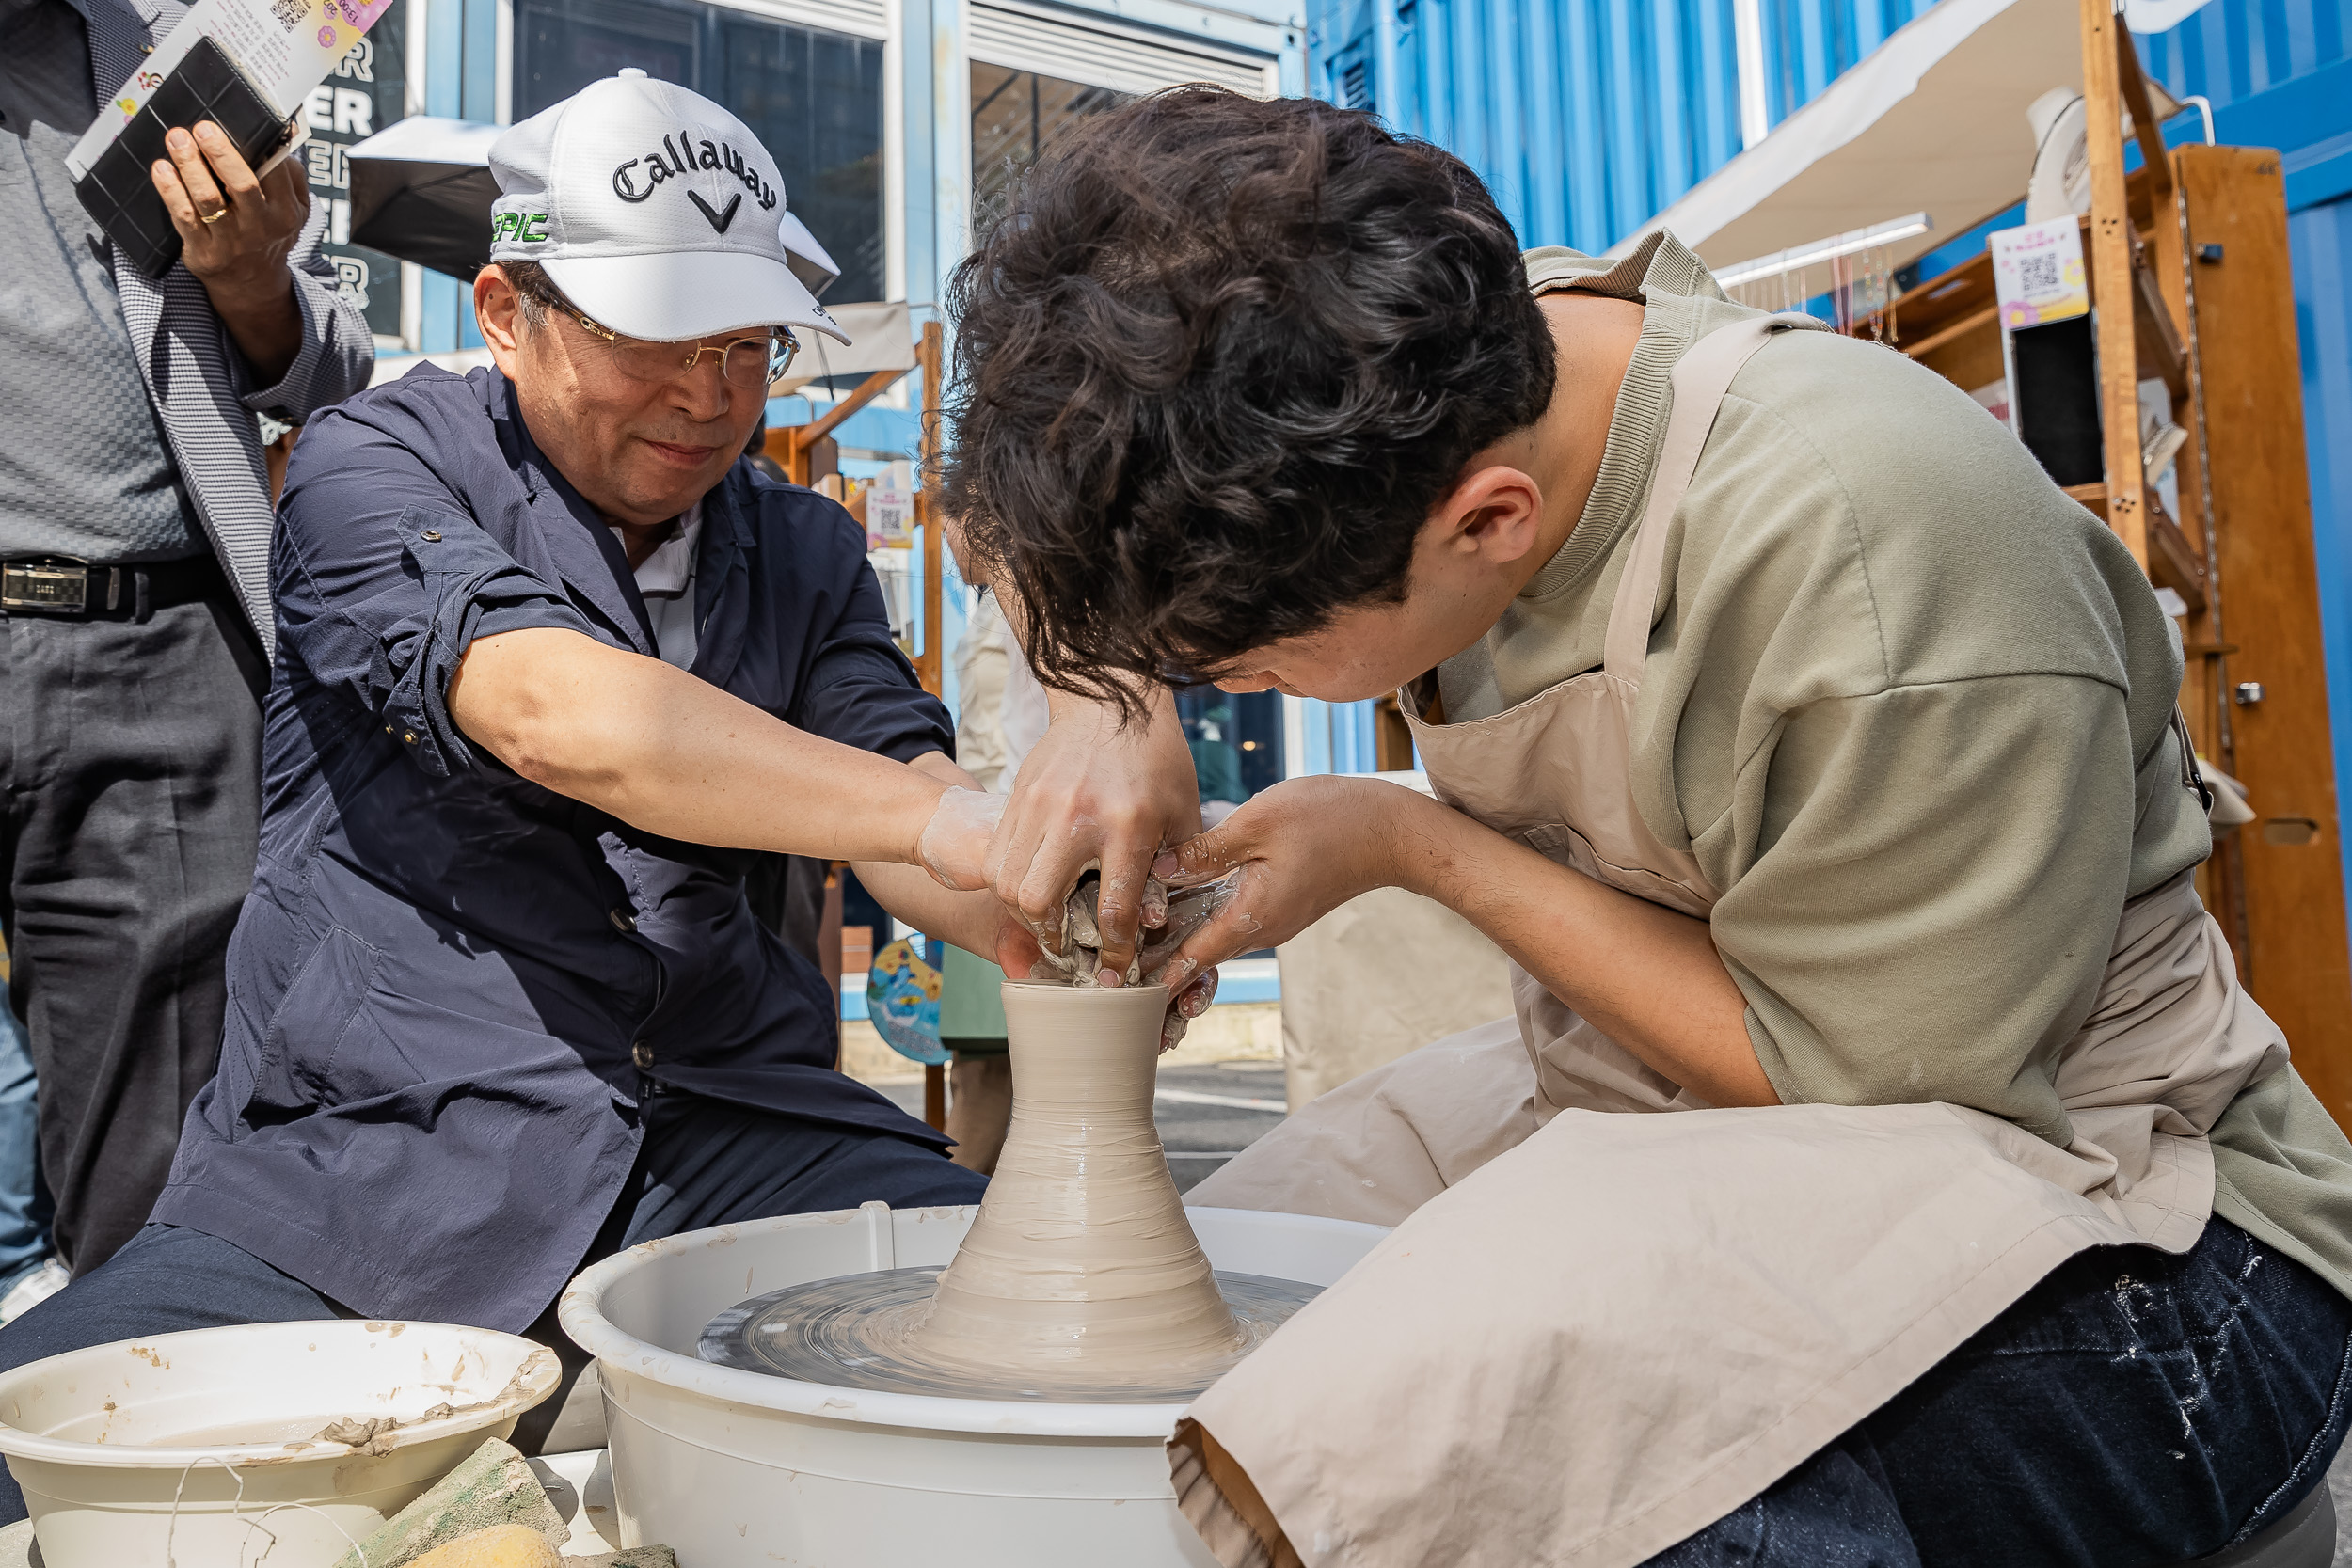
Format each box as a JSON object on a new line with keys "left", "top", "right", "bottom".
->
{"left": 0, "top": 978, "right": 50, "bottom": 1291}
{"left": 1648, "top": 1216, "right": 2352, "bottom": 1566}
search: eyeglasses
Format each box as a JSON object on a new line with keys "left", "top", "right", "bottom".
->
{"left": 555, "top": 304, "right": 800, "bottom": 389}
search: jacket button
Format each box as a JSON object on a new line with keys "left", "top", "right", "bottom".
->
{"left": 631, "top": 1040, "right": 653, "bottom": 1069}
{"left": 403, "top": 732, "right": 416, "bottom": 744}
{"left": 609, "top": 908, "right": 637, "bottom": 933}
{"left": 421, "top": 530, "right": 441, "bottom": 542}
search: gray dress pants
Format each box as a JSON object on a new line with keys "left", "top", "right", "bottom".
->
{"left": 0, "top": 588, "right": 263, "bottom": 1273}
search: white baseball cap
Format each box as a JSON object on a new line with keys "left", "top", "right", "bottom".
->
{"left": 486, "top": 70, "right": 850, "bottom": 345}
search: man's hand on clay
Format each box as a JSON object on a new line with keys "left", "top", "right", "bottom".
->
{"left": 1153, "top": 775, "right": 1418, "bottom": 981}
{"left": 995, "top": 872, "right": 1221, "bottom": 1051}
{"left": 986, "top": 685, "right": 1201, "bottom": 984}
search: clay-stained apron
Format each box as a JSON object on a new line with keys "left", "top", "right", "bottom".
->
{"left": 1174, "top": 314, "right": 2292, "bottom": 1568}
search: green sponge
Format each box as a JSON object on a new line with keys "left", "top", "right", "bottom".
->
{"left": 333, "top": 1439, "right": 565, "bottom": 1568}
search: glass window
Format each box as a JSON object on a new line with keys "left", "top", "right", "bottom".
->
{"left": 1176, "top": 689, "right": 1284, "bottom": 810}
{"left": 970, "top": 63, "right": 1129, "bottom": 238}
{"left": 515, "top": 0, "right": 885, "bottom": 301}
{"left": 314, "top": 4, "right": 408, "bottom": 342}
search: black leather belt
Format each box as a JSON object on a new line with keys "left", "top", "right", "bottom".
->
{"left": 0, "top": 554, "right": 229, "bottom": 620}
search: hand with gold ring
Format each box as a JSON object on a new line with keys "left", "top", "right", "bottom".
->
{"left": 150, "top": 119, "right": 310, "bottom": 382}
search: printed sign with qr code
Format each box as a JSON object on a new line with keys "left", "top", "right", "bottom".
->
{"left": 63, "top": 0, "right": 397, "bottom": 172}
{"left": 1989, "top": 218, "right": 2090, "bottom": 329}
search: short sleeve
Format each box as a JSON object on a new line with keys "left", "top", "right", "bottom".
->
{"left": 275, "top": 410, "right": 598, "bottom": 778}
{"left": 1714, "top": 674, "right": 2141, "bottom": 1143}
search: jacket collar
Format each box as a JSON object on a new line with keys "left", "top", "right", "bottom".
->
{"left": 688, "top": 465, "right": 755, "bottom": 688}
{"left": 478, "top": 368, "right": 660, "bottom": 655}
{"left": 81, "top": 0, "right": 169, "bottom": 114}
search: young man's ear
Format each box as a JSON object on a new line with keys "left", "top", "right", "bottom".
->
{"left": 1433, "top": 465, "right": 1548, "bottom": 566}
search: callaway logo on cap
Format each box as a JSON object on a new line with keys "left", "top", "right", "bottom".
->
{"left": 486, "top": 69, "right": 849, "bottom": 346}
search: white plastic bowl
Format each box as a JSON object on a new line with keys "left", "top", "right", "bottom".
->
{"left": 0, "top": 1319, "right": 560, "bottom": 1568}
{"left": 560, "top": 1202, "right": 1387, "bottom": 1568}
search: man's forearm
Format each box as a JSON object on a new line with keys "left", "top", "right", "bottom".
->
{"left": 852, "top": 861, "right": 1007, "bottom": 965}
{"left": 1389, "top": 795, "right": 1778, "bottom": 1108}
{"left": 450, "top": 627, "right": 948, "bottom": 862}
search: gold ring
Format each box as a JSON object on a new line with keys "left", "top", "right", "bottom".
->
{"left": 199, "top": 205, "right": 230, "bottom": 224}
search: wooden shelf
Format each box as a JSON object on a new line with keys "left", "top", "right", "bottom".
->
{"left": 1902, "top": 303, "right": 1997, "bottom": 360}
{"left": 2061, "top": 483, "right": 2208, "bottom": 613}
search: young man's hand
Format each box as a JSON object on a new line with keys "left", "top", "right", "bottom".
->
{"left": 988, "top": 685, "right": 1202, "bottom": 985}
{"left": 1151, "top": 776, "right": 1416, "bottom": 981}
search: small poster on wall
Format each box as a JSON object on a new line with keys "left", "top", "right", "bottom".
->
{"left": 1989, "top": 218, "right": 2090, "bottom": 330}
{"left": 866, "top": 461, "right": 914, "bottom": 549}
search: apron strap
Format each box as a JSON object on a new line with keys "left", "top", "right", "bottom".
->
{"left": 1602, "top": 312, "right": 1828, "bottom": 683}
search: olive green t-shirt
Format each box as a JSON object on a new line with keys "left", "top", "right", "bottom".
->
{"left": 1436, "top": 232, "right": 2352, "bottom": 1300}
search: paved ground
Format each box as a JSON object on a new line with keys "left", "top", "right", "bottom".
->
{"left": 871, "top": 1057, "right": 1290, "bottom": 1194}
{"left": 1152, "top": 1059, "right": 1289, "bottom": 1193}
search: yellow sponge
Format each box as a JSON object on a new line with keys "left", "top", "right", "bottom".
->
{"left": 404, "top": 1525, "right": 564, "bottom": 1568}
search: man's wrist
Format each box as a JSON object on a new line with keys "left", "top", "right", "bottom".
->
{"left": 1375, "top": 784, "right": 1469, "bottom": 909}
{"left": 203, "top": 273, "right": 303, "bottom": 385}
{"left": 902, "top": 774, "right": 956, "bottom": 865}
{"left": 201, "top": 270, "right": 295, "bottom": 323}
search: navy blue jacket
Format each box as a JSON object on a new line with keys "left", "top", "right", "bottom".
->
{"left": 154, "top": 364, "right": 953, "bottom": 1330}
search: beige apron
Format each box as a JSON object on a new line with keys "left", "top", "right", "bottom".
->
{"left": 1176, "top": 315, "right": 2290, "bottom": 1568}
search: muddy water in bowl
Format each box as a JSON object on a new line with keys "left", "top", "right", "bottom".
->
{"left": 0, "top": 1320, "right": 558, "bottom": 1568}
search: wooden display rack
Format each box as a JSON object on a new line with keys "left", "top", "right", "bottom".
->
{"left": 766, "top": 319, "right": 955, "bottom": 1129}
{"left": 1880, "top": 0, "right": 2352, "bottom": 1128}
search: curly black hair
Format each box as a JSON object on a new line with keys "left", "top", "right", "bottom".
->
{"left": 940, "top": 87, "right": 1555, "bottom": 710}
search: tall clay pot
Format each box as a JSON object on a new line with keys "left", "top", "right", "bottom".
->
{"left": 914, "top": 980, "right": 1244, "bottom": 1376}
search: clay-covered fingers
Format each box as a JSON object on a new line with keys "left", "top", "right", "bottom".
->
{"left": 1085, "top": 827, "right": 1163, "bottom": 985}
{"left": 1157, "top": 861, "right": 1286, "bottom": 983}
{"left": 1136, "top": 875, "right": 1239, "bottom": 976}
{"left": 982, "top": 784, "right": 1067, "bottom": 958}
{"left": 1159, "top": 966, "right": 1218, "bottom": 1053}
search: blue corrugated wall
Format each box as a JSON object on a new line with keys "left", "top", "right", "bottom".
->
{"left": 2291, "top": 198, "right": 2352, "bottom": 895}
{"left": 1311, "top": 0, "right": 1942, "bottom": 249}
{"left": 1311, "top": 0, "right": 2352, "bottom": 880}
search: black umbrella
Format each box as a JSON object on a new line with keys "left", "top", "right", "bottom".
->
{"left": 344, "top": 117, "right": 506, "bottom": 280}
{"left": 346, "top": 115, "right": 844, "bottom": 293}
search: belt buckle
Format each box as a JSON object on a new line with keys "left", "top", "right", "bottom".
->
{"left": 0, "top": 561, "right": 90, "bottom": 615}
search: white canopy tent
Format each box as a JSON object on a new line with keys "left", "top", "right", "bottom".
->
{"left": 1608, "top": 0, "right": 2085, "bottom": 276}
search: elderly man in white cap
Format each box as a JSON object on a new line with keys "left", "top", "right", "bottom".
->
{"left": 0, "top": 71, "right": 1098, "bottom": 1479}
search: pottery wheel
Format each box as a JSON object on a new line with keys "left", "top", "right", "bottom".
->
{"left": 698, "top": 1266, "right": 1321, "bottom": 1403}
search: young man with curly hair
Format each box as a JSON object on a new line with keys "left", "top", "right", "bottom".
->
{"left": 944, "top": 87, "right": 2352, "bottom": 1567}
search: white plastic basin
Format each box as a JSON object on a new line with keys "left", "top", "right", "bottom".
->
{"left": 0, "top": 1319, "right": 559, "bottom": 1568}
{"left": 559, "top": 1202, "right": 1387, "bottom": 1568}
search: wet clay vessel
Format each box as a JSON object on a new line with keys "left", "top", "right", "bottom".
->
{"left": 912, "top": 980, "right": 1245, "bottom": 1376}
